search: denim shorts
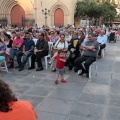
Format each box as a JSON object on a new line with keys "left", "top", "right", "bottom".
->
{"left": 56, "top": 68, "right": 65, "bottom": 75}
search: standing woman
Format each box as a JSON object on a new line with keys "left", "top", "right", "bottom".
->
{"left": 0, "top": 80, "right": 37, "bottom": 120}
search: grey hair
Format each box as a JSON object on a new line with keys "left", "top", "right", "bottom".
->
{"left": 88, "top": 33, "right": 96, "bottom": 37}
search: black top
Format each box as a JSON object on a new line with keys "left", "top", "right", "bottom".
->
{"left": 36, "top": 39, "right": 49, "bottom": 53}
{"left": 7, "top": 40, "right": 13, "bottom": 48}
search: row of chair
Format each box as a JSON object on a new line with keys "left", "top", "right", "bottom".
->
{"left": 0, "top": 40, "right": 105, "bottom": 79}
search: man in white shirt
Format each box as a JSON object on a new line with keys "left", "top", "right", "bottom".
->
{"left": 97, "top": 30, "right": 107, "bottom": 58}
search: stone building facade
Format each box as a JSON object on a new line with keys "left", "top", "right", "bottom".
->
{"left": 0, "top": 0, "right": 78, "bottom": 27}
{"left": 0, "top": 0, "right": 119, "bottom": 27}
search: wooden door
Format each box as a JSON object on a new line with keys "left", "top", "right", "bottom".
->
{"left": 54, "top": 8, "right": 64, "bottom": 26}
{"left": 11, "top": 5, "right": 25, "bottom": 27}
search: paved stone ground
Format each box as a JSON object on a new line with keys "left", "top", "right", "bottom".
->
{"left": 0, "top": 41, "right": 120, "bottom": 120}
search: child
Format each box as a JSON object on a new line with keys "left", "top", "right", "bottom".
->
{"left": 50, "top": 49, "right": 67, "bottom": 84}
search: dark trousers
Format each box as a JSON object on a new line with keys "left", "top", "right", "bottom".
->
{"left": 74, "top": 56, "right": 96, "bottom": 73}
{"left": 31, "top": 52, "right": 48, "bottom": 68}
{"left": 98, "top": 44, "right": 106, "bottom": 56}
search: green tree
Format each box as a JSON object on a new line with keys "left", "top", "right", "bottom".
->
{"left": 75, "top": 1, "right": 103, "bottom": 19}
{"left": 75, "top": 1, "right": 88, "bottom": 18}
{"left": 85, "top": 2, "right": 103, "bottom": 19}
{"left": 75, "top": 0, "right": 117, "bottom": 25}
{"left": 100, "top": 1, "right": 117, "bottom": 23}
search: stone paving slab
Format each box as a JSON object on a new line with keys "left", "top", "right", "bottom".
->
{"left": 83, "top": 83, "right": 110, "bottom": 94}
{"left": 1, "top": 41, "right": 120, "bottom": 120}
{"left": 112, "top": 73, "right": 120, "bottom": 80}
{"left": 36, "top": 98, "right": 74, "bottom": 115}
{"left": 70, "top": 102, "right": 105, "bottom": 120}
{"left": 78, "top": 92, "right": 107, "bottom": 105}
{"left": 106, "top": 106, "right": 120, "bottom": 120}
{"left": 36, "top": 111, "right": 67, "bottom": 120}
{"left": 49, "top": 88, "right": 80, "bottom": 101}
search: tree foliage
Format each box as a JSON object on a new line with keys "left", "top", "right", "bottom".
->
{"left": 100, "top": 1, "right": 117, "bottom": 22}
{"left": 75, "top": 0, "right": 117, "bottom": 22}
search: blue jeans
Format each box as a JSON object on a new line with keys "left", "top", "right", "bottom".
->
{"left": 10, "top": 48, "right": 21, "bottom": 60}
{"left": 16, "top": 51, "right": 32, "bottom": 68}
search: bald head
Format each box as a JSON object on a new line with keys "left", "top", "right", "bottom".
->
{"left": 100, "top": 30, "right": 105, "bottom": 36}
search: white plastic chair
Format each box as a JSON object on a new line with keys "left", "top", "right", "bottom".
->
{"left": 33, "top": 38, "right": 38, "bottom": 45}
{"left": 102, "top": 48, "right": 105, "bottom": 58}
{"left": 89, "top": 46, "right": 100, "bottom": 78}
{"left": 89, "top": 61, "right": 97, "bottom": 78}
{"left": 44, "top": 42, "right": 53, "bottom": 69}
{"left": 28, "top": 41, "right": 53, "bottom": 69}
{"left": 77, "top": 61, "right": 97, "bottom": 78}
{"left": 0, "top": 60, "right": 8, "bottom": 72}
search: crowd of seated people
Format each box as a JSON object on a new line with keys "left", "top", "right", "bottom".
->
{"left": 0, "top": 25, "right": 118, "bottom": 77}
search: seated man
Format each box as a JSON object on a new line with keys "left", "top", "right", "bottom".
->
{"left": 66, "top": 32, "right": 80, "bottom": 70}
{"left": 74, "top": 33, "right": 99, "bottom": 78}
{"left": 16, "top": 32, "right": 35, "bottom": 71}
{"left": 8, "top": 31, "right": 24, "bottom": 68}
{"left": 28, "top": 33, "right": 48, "bottom": 71}
{"left": 97, "top": 30, "right": 107, "bottom": 58}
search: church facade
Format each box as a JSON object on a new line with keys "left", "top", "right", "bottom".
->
{"left": 0, "top": 0, "right": 78, "bottom": 27}
{"left": 0, "top": 0, "right": 119, "bottom": 27}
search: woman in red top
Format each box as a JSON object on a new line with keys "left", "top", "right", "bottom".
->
{"left": 44, "top": 31, "right": 50, "bottom": 42}
{"left": 0, "top": 80, "right": 37, "bottom": 120}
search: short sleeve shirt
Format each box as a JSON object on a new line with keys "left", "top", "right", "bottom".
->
{"left": 12, "top": 38, "right": 24, "bottom": 50}
{"left": 23, "top": 39, "right": 35, "bottom": 51}
{"left": 83, "top": 40, "right": 99, "bottom": 58}
{"left": 55, "top": 55, "right": 66, "bottom": 69}
{"left": 0, "top": 43, "right": 6, "bottom": 51}
{"left": 0, "top": 101, "right": 37, "bottom": 120}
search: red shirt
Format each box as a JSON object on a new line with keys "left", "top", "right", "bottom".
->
{"left": 55, "top": 55, "right": 66, "bottom": 69}
{"left": 45, "top": 37, "right": 50, "bottom": 42}
{"left": 12, "top": 38, "right": 24, "bottom": 50}
{"left": 117, "top": 31, "right": 120, "bottom": 35}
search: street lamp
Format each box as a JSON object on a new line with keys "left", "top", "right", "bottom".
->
{"left": 42, "top": 8, "right": 50, "bottom": 26}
